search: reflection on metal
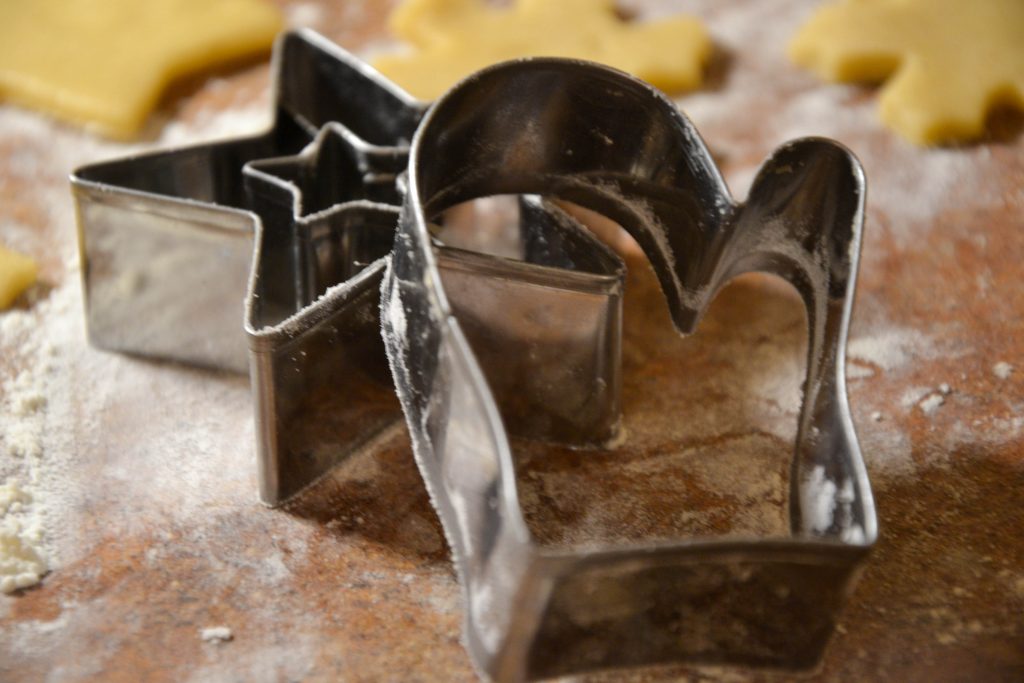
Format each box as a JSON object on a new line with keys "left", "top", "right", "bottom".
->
{"left": 386, "top": 59, "right": 876, "bottom": 680}
{"left": 72, "top": 29, "right": 424, "bottom": 372}
{"left": 71, "top": 30, "right": 876, "bottom": 682}
{"left": 72, "top": 30, "right": 425, "bottom": 503}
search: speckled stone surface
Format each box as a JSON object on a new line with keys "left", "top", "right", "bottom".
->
{"left": 1, "top": 1, "right": 1021, "bottom": 681}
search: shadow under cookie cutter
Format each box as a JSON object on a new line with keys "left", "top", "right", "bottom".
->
{"left": 384, "top": 59, "right": 877, "bottom": 680}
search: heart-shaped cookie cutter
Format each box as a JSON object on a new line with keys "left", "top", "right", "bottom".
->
{"left": 384, "top": 58, "right": 876, "bottom": 680}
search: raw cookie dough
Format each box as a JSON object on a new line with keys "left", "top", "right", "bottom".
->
{"left": 0, "top": 0, "right": 283, "bottom": 138}
{"left": 0, "top": 245, "right": 37, "bottom": 310}
{"left": 789, "top": 0, "right": 1024, "bottom": 144}
{"left": 373, "top": 0, "right": 711, "bottom": 100}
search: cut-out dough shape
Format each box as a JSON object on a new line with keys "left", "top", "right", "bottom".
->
{"left": 0, "top": 245, "right": 37, "bottom": 310}
{"left": 0, "top": 0, "right": 282, "bottom": 138}
{"left": 373, "top": 0, "right": 711, "bottom": 100}
{"left": 789, "top": 0, "right": 1024, "bottom": 144}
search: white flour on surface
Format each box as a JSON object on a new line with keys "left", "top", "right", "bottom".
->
{"left": 200, "top": 626, "right": 234, "bottom": 643}
{"left": 919, "top": 392, "right": 946, "bottom": 416}
{"left": 847, "top": 327, "right": 939, "bottom": 372}
{"left": 0, "top": 6, "right": 1020, "bottom": 677}
{"left": 0, "top": 100, "right": 271, "bottom": 591}
{"left": 0, "top": 478, "right": 46, "bottom": 593}
{"left": 0, "top": 306, "right": 56, "bottom": 592}
{"left": 285, "top": 1, "right": 326, "bottom": 28}
{"left": 632, "top": 0, "right": 1022, "bottom": 476}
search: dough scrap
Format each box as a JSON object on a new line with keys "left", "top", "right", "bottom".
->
{"left": 0, "top": 245, "right": 37, "bottom": 310}
{"left": 373, "top": 0, "right": 711, "bottom": 100}
{"left": 0, "top": 0, "right": 283, "bottom": 138}
{"left": 789, "top": 0, "right": 1024, "bottom": 144}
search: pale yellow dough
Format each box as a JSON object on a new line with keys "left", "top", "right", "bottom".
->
{"left": 0, "top": 246, "right": 37, "bottom": 310}
{"left": 0, "top": 0, "right": 283, "bottom": 138}
{"left": 789, "top": 0, "right": 1024, "bottom": 145}
{"left": 373, "top": 0, "right": 711, "bottom": 100}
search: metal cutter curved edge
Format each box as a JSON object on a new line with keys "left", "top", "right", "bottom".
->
{"left": 70, "top": 29, "right": 877, "bottom": 682}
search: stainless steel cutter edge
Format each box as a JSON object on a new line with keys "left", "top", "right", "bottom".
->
{"left": 383, "top": 57, "right": 877, "bottom": 680}
{"left": 65, "top": 28, "right": 880, "bottom": 681}
{"left": 241, "top": 119, "right": 628, "bottom": 504}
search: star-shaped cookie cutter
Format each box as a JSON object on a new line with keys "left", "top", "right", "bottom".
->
{"left": 242, "top": 122, "right": 625, "bottom": 504}
{"left": 72, "top": 29, "right": 624, "bottom": 508}
{"left": 71, "top": 29, "right": 424, "bottom": 372}
{"left": 72, "top": 29, "right": 428, "bottom": 503}
{"left": 70, "top": 29, "right": 877, "bottom": 682}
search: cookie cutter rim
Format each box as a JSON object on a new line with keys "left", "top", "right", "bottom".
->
{"left": 384, "top": 56, "right": 877, "bottom": 680}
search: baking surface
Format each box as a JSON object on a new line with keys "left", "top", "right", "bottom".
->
{"left": 1, "top": 1, "right": 1022, "bottom": 681}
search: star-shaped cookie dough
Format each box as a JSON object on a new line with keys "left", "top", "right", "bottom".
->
{"left": 0, "top": 0, "right": 283, "bottom": 138}
{"left": 373, "top": 0, "right": 711, "bottom": 100}
{"left": 789, "top": 0, "right": 1024, "bottom": 144}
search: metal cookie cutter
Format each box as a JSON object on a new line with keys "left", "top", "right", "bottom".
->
{"left": 384, "top": 59, "right": 877, "bottom": 680}
{"left": 71, "top": 29, "right": 626, "bottom": 507}
{"left": 242, "top": 122, "right": 625, "bottom": 503}
{"left": 71, "top": 29, "right": 424, "bottom": 372}
{"left": 71, "top": 29, "right": 426, "bottom": 503}
{"left": 69, "top": 28, "right": 877, "bottom": 682}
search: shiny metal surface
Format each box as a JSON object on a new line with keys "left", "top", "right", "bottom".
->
{"left": 242, "top": 120, "right": 625, "bottom": 504}
{"left": 71, "top": 30, "right": 625, "bottom": 511}
{"left": 384, "top": 58, "right": 876, "bottom": 679}
{"left": 71, "top": 29, "right": 424, "bottom": 372}
{"left": 70, "top": 29, "right": 426, "bottom": 504}
{"left": 69, "top": 30, "right": 876, "bottom": 682}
